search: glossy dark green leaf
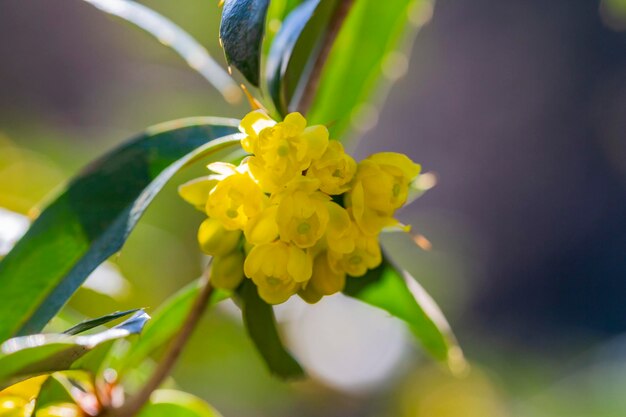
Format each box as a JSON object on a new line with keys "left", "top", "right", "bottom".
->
{"left": 266, "top": 0, "right": 339, "bottom": 115}
{"left": 344, "top": 258, "right": 466, "bottom": 371}
{"left": 238, "top": 280, "right": 304, "bottom": 379}
{"left": 0, "top": 118, "right": 240, "bottom": 342}
{"left": 220, "top": 0, "right": 270, "bottom": 86}
{"left": 0, "top": 311, "right": 149, "bottom": 390}
{"left": 137, "top": 389, "right": 223, "bottom": 417}
{"left": 63, "top": 309, "right": 139, "bottom": 335}
{"left": 307, "top": 0, "right": 427, "bottom": 138}
{"left": 116, "top": 279, "right": 230, "bottom": 376}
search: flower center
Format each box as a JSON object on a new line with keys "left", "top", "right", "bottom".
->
{"left": 349, "top": 254, "right": 362, "bottom": 265}
{"left": 392, "top": 183, "right": 401, "bottom": 197}
{"left": 277, "top": 144, "right": 289, "bottom": 157}
{"left": 297, "top": 222, "right": 311, "bottom": 234}
{"left": 226, "top": 208, "right": 239, "bottom": 219}
{"left": 266, "top": 276, "right": 281, "bottom": 286}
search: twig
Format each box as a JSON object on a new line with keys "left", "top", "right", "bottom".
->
{"left": 107, "top": 268, "right": 215, "bottom": 417}
{"left": 296, "top": 0, "right": 355, "bottom": 115}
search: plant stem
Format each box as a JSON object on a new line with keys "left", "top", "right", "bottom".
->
{"left": 296, "top": 0, "right": 355, "bottom": 115}
{"left": 108, "top": 270, "right": 214, "bottom": 417}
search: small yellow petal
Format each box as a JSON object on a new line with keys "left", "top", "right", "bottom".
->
{"left": 178, "top": 176, "right": 217, "bottom": 211}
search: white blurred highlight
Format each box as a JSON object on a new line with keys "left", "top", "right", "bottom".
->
{"left": 0, "top": 206, "right": 130, "bottom": 300}
{"left": 83, "top": 262, "right": 131, "bottom": 301}
{"left": 0, "top": 207, "right": 29, "bottom": 257}
{"left": 82, "top": 0, "right": 241, "bottom": 104}
{"left": 278, "top": 294, "right": 410, "bottom": 393}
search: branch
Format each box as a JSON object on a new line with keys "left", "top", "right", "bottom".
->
{"left": 108, "top": 268, "right": 215, "bottom": 417}
{"left": 296, "top": 0, "right": 355, "bottom": 115}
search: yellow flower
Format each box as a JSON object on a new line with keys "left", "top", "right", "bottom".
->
{"left": 197, "top": 217, "right": 241, "bottom": 256}
{"left": 306, "top": 140, "right": 356, "bottom": 195}
{"left": 346, "top": 152, "right": 420, "bottom": 235}
{"left": 240, "top": 111, "right": 329, "bottom": 192}
{"left": 211, "top": 251, "right": 245, "bottom": 290}
{"left": 239, "top": 110, "right": 276, "bottom": 154}
{"left": 244, "top": 241, "right": 312, "bottom": 304}
{"left": 330, "top": 229, "right": 382, "bottom": 277}
{"left": 244, "top": 205, "right": 279, "bottom": 245}
{"left": 274, "top": 177, "right": 330, "bottom": 248}
{"left": 206, "top": 162, "right": 266, "bottom": 230}
{"left": 299, "top": 252, "right": 346, "bottom": 303}
{"left": 178, "top": 176, "right": 218, "bottom": 211}
{"left": 324, "top": 202, "right": 355, "bottom": 254}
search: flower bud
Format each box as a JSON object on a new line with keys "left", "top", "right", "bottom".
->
{"left": 211, "top": 251, "right": 245, "bottom": 290}
{"left": 198, "top": 217, "right": 241, "bottom": 256}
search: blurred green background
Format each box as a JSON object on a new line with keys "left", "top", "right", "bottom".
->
{"left": 2, "top": 0, "right": 626, "bottom": 416}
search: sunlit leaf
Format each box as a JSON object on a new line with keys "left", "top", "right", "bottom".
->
{"left": 266, "top": 0, "right": 339, "bottom": 115}
{"left": 238, "top": 280, "right": 304, "bottom": 379}
{"left": 220, "top": 0, "right": 270, "bottom": 86}
{"left": 343, "top": 258, "right": 466, "bottom": 372}
{"left": 307, "top": 0, "right": 432, "bottom": 139}
{"left": 137, "top": 389, "right": 223, "bottom": 417}
{"left": 0, "top": 118, "right": 240, "bottom": 342}
{"left": 0, "top": 311, "right": 149, "bottom": 390}
{"left": 62, "top": 309, "right": 139, "bottom": 336}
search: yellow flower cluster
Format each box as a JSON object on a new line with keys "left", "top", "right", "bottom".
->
{"left": 179, "top": 110, "right": 420, "bottom": 304}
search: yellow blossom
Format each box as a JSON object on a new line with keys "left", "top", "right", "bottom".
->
{"left": 181, "top": 111, "right": 423, "bottom": 305}
{"left": 206, "top": 162, "right": 266, "bottom": 230}
{"left": 306, "top": 140, "right": 356, "bottom": 195}
{"left": 211, "top": 251, "right": 245, "bottom": 290}
{"left": 239, "top": 110, "right": 276, "bottom": 154}
{"left": 197, "top": 217, "right": 241, "bottom": 256}
{"left": 324, "top": 202, "right": 355, "bottom": 254}
{"left": 241, "top": 111, "right": 329, "bottom": 192}
{"left": 274, "top": 177, "right": 330, "bottom": 248}
{"left": 244, "top": 241, "right": 312, "bottom": 304}
{"left": 178, "top": 176, "right": 218, "bottom": 211}
{"left": 330, "top": 228, "right": 382, "bottom": 277}
{"left": 299, "top": 252, "right": 346, "bottom": 303}
{"left": 346, "top": 152, "right": 420, "bottom": 235}
{"left": 244, "top": 205, "right": 279, "bottom": 245}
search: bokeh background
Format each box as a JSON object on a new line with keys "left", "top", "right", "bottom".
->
{"left": 2, "top": 0, "right": 626, "bottom": 415}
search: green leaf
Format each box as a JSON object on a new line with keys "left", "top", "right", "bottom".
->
{"left": 34, "top": 371, "right": 99, "bottom": 416}
{"left": 266, "top": 0, "right": 339, "bottom": 115}
{"left": 32, "top": 374, "right": 76, "bottom": 414}
{"left": 238, "top": 280, "right": 304, "bottom": 379}
{"left": 116, "top": 279, "right": 230, "bottom": 376}
{"left": 0, "top": 311, "right": 150, "bottom": 390}
{"left": 138, "top": 389, "right": 223, "bottom": 417}
{"left": 63, "top": 309, "right": 139, "bottom": 335}
{"left": 307, "top": 0, "right": 427, "bottom": 138}
{"left": 220, "top": 0, "right": 270, "bottom": 86}
{"left": 0, "top": 118, "right": 240, "bottom": 342}
{"left": 343, "top": 258, "right": 466, "bottom": 373}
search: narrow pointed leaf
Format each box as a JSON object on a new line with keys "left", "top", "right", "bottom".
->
{"left": 220, "top": 0, "right": 270, "bottom": 86}
{"left": 343, "top": 258, "right": 466, "bottom": 372}
{"left": 238, "top": 280, "right": 304, "bottom": 379}
{"left": 0, "top": 118, "right": 240, "bottom": 342}
{"left": 63, "top": 309, "right": 139, "bottom": 335}
{"left": 0, "top": 311, "right": 150, "bottom": 389}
